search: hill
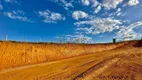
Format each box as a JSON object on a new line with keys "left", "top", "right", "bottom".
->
{"left": 0, "top": 40, "right": 128, "bottom": 70}
{"left": 0, "top": 40, "right": 142, "bottom": 80}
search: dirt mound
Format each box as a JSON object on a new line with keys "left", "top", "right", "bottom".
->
{"left": 0, "top": 40, "right": 140, "bottom": 70}
{"left": 0, "top": 40, "right": 142, "bottom": 80}
{"left": 0, "top": 41, "right": 128, "bottom": 70}
{"left": 133, "top": 40, "right": 142, "bottom": 47}
{"left": 115, "top": 40, "right": 142, "bottom": 48}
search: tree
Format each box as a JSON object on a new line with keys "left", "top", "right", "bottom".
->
{"left": 113, "top": 38, "right": 116, "bottom": 44}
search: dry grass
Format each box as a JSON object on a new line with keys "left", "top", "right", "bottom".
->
{"left": 0, "top": 41, "right": 127, "bottom": 70}
{"left": 0, "top": 40, "right": 142, "bottom": 80}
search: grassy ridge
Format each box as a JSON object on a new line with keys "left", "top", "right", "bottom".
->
{"left": 0, "top": 40, "right": 141, "bottom": 80}
{"left": 0, "top": 41, "right": 128, "bottom": 70}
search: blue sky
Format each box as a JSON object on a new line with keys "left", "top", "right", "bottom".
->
{"left": 0, "top": 0, "right": 142, "bottom": 43}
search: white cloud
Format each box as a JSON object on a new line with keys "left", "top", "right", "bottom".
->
{"left": 94, "top": 5, "right": 101, "bottom": 13}
{"left": 81, "top": 0, "right": 99, "bottom": 7}
{"left": 72, "top": 11, "right": 88, "bottom": 20}
{"left": 75, "top": 18, "right": 122, "bottom": 34}
{"left": 128, "top": 21, "right": 142, "bottom": 29}
{"left": 117, "top": 27, "right": 137, "bottom": 41}
{"left": 60, "top": 0, "right": 74, "bottom": 10}
{"left": 66, "top": 34, "right": 92, "bottom": 43}
{"left": 103, "top": 8, "right": 122, "bottom": 17}
{"left": 0, "top": 4, "right": 3, "bottom": 10}
{"left": 81, "top": 0, "right": 90, "bottom": 6}
{"left": 128, "top": 0, "right": 139, "bottom": 6}
{"left": 102, "top": 0, "right": 123, "bottom": 10}
{"left": 4, "top": 10, "right": 33, "bottom": 22}
{"left": 116, "top": 8, "right": 121, "bottom": 16}
{"left": 81, "top": 0, "right": 123, "bottom": 12}
{"left": 117, "top": 21, "right": 142, "bottom": 40}
{"left": 50, "top": 0, "right": 74, "bottom": 11}
{"left": 38, "top": 10, "right": 65, "bottom": 23}
{"left": 123, "top": 0, "right": 139, "bottom": 7}
{"left": 137, "top": 33, "right": 142, "bottom": 38}
{"left": 80, "top": 0, "right": 101, "bottom": 13}
{"left": 117, "top": 8, "right": 121, "bottom": 12}
{"left": 91, "top": 0, "right": 99, "bottom": 7}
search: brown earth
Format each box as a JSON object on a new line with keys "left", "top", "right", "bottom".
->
{"left": 0, "top": 41, "right": 128, "bottom": 70}
{"left": 0, "top": 40, "right": 142, "bottom": 80}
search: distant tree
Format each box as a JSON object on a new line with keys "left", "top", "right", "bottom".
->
{"left": 113, "top": 38, "right": 116, "bottom": 44}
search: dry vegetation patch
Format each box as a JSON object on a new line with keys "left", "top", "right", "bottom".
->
{"left": 0, "top": 41, "right": 128, "bottom": 70}
{"left": 0, "top": 40, "right": 142, "bottom": 80}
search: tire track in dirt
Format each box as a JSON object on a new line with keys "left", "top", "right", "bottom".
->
{"left": 0, "top": 42, "right": 141, "bottom": 80}
{"left": 73, "top": 47, "right": 137, "bottom": 80}
{"left": 44, "top": 54, "right": 121, "bottom": 80}
{"left": 73, "top": 57, "right": 120, "bottom": 80}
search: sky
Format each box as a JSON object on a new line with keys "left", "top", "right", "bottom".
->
{"left": 0, "top": 0, "right": 142, "bottom": 43}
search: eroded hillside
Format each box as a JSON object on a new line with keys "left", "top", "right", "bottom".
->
{"left": 0, "top": 41, "right": 128, "bottom": 70}
{"left": 0, "top": 40, "right": 142, "bottom": 80}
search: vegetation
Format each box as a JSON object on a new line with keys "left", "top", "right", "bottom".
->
{"left": 0, "top": 41, "right": 129, "bottom": 70}
{"left": 113, "top": 38, "right": 116, "bottom": 44}
{"left": 0, "top": 40, "right": 141, "bottom": 80}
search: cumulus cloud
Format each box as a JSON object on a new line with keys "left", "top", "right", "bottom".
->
{"left": 60, "top": 0, "right": 74, "bottom": 10}
{"left": 91, "top": 0, "right": 99, "bottom": 7}
{"left": 55, "top": 34, "right": 92, "bottom": 43}
{"left": 116, "top": 8, "right": 121, "bottom": 16}
{"left": 50, "top": 0, "right": 74, "bottom": 11}
{"left": 117, "top": 21, "right": 142, "bottom": 40}
{"left": 107, "top": 8, "right": 122, "bottom": 17}
{"left": 81, "top": 0, "right": 90, "bottom": 6}
{"left": 38, "top": 10, "right": 66, "bottom": 23}
{"left": 75, "top": 18, "right": 122, "bottom": 34}
{"left": 4, "top": 10, "right": 33, "bottom": 22}
{"left": 72, "top": 11, "right": 88, "bottom": 20}
{"left": 123, "top": 0, "right": 139, "bottom": 7}
{"left": 128, "top": 0, "right": 139, "bottom": 6}
{"left": 65, "top": 34, "right": 92, "bottom": 43}
{"left": 94, "top": 5, "right": 101, "bottom": 13}
{"left": 81, "top": 0, "right": 123, "bottom": 12}
{"left": 102, "top": 0, "right": 123, "bottom": 10}
{"left": 81, "top": 0, "right": 99, "bottom": 7}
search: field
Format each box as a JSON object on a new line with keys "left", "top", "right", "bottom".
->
{"left": 0, "top": 40, "right": 142, "bottom": 80}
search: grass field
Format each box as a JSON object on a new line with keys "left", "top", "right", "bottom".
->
{"left": 0, "top": 40, "right": 142, "bottom": 80}
{"left": 0, "top": 41, "right": 128, "bottom": 70}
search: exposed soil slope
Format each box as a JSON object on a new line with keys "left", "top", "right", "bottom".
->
{"left": 0, "top": 40, "right": 142, "bottom": 80}
{"left": 0, "top": 41, "right": 128, "bottom": 70}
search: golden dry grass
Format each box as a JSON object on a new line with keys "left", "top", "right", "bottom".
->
{"left": 0, "top": 41, "right": 127, "bottom": 70}
{"left": 0, "top": 40, "right": 142, "bottom": 80}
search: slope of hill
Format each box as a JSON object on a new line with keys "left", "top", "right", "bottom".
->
{"left": 0, "top": 40, "right": 142, "bottom": 80}
{"left": 0, "top": 41, "right": 128, "bottom": 70}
